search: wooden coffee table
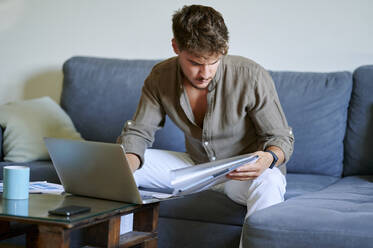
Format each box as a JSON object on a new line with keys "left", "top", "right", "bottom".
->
{"left": 0, "top": 194, "right": 159, "bottom": 248}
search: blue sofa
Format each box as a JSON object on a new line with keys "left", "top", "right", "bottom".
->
{"left": 1, "top": 56, "right": 372, "bottom": 248}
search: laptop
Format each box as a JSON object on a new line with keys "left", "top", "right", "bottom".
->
{"left": 45, "top": 137, "right": 171, "bottom": 204}
{"left": 44, "top": 138, "right": 257, "bottom": 204}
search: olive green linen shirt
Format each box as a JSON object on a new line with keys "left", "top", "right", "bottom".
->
{"left": 119, "top": 55, "right": 294, "bottom": 173}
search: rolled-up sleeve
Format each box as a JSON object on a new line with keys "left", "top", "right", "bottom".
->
{"left": 249, "top": 67, "right": 294, "bottom": 163}
{"left": 118, "top": 71, "right": 166, "bottom": 167}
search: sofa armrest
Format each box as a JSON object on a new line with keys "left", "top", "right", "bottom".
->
{"left": 0, "top": 127, "right": 3, "bottom": 161}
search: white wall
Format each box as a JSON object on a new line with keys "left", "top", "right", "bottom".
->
{"left": 1, "top": 0, "right": 372, "bottom": 105}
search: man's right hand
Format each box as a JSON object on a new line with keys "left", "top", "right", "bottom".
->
{"left": 125, "top": 153, "right": 140, "bottom": 172}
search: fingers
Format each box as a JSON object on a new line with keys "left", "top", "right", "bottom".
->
{"left": 227, "top": 165, "right": 261, "bottom": 180}
{"left": 227, "top": 176, "right": 258, "bottom": 181}
{"left": 228, "top": 171, "right": 259, "bottom": 177}
{"left": 226, "top": 152, "right": 268, "bottom": 181}
{"left": 226, "top": 174, "right": 258, "bottom": 181}
{"left": 226, "top": 171, "right": 261, "bottom": 181}
{"left": 235, "top": 163, "right": 259, "bottom": 172}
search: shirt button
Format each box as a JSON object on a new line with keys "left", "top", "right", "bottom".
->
{"left": 127, "top": 121, "right": 132, "bottom": 126}
{"left": 289, "top": 130, "right": 293, "bottom": 135}
{"left": 204, "top": 141, "right": 209, "bottom": 146}
{"left": 211, "top": 156, "right": 216, "bottom": 161}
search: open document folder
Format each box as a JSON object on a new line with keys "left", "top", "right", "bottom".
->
{"left": 140, "top": 154, "right": 258, "bottom": 199}
{"left": 170, "top": 154, "right": 258, "bottom": 195}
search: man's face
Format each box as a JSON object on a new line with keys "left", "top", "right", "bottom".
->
{"left": 172, "top": 40, "right": 222, "bottom": 89}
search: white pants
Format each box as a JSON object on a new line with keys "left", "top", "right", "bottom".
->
{"left": 121, "top": 149, "right": 286, "bottom": 246}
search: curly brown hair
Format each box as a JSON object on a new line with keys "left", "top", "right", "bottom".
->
{"left": 172, "top": 5, "right": 229, "bottom": 56}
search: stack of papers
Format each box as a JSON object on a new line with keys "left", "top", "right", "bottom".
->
{"left": 0, "top": 181, "right": 64, "bottom": 195}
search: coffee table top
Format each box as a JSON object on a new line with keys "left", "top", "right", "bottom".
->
{"left": 0, "top": 193, "right": 137, "bottom": 227}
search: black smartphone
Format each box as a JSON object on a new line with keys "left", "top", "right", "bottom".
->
{"left": 48, "top": 205, "right": 91, "bottom": 216}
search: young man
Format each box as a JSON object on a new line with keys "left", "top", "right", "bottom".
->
{"left": 118, "top": 4, "right": 294, "bottom": 243}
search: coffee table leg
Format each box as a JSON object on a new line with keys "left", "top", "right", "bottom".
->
{"left": 26, "top": 225, "right": 70, "bottom": 248}
{"left": 133, "top": 203, "right": 159, "bottom": 233}
{"left": 81, "top": 215, "right": 121, "bottom": 247}
{"left": 131, "top": 203, "right": 159, "bottom": 248}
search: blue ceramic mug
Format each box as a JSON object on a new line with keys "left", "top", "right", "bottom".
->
{"left": 3, "top": 166, "right": 30, "bottom": 200}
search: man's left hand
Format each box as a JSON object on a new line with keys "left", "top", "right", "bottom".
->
{"left": 226, "top": 151, "right": 273, "bottom": 181}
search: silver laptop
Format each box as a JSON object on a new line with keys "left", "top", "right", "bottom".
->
{"left": 44, "top": 137, "right": 170, "bottom": 204}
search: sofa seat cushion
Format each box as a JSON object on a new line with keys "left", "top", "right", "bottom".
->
{"left": 0, "top": 161, "right": 59, "bottom": 184}
{"left": 159, "top": 174, "right": 340, "bottom": 226}
{"left": 160, "top": 190, "right": 246, "bottom": 226}
{"left": 285, "top": 173, "right": 340, "bottom": 199}
{"left": 242, "top": 176, "right": 373, "bottom": 248}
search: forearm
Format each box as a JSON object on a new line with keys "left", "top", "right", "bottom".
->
{"left": 264, "top": 145, "right": 285, "bottom": 167}
{"left": 126, "top": 153, "right": 141, "bottom": 172}
{"left": 117, "top": 128, "right": 145, "bottom": 171}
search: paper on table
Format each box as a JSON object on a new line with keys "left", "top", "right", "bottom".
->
{"left": 28, "top": 181, "right": 64, "bottom": 194}
{"left": 0, "top": 181, "right": 64, "bottom": 195}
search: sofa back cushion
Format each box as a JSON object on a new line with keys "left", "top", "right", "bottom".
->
{"left": 270, "top": 71, "right": 352, "bottom": 177}
{"left": 61, "top": 56, "right": 185, "bottom": 152}
{"left": 344, "top": 65, "right": 373, "bottom": 176}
